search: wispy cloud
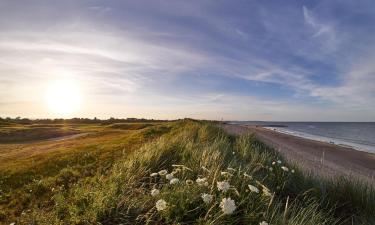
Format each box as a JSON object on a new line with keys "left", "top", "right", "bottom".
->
{"left": 0, "top": 0, "right": 374, "bottom": 121}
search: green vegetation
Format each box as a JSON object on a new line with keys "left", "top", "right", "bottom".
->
{"left": 1, "top": 121, "right": 374, "bottom": 224}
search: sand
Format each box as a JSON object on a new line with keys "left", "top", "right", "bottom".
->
{"left": 223, "top": 124, "right": 375, "bottom": 184}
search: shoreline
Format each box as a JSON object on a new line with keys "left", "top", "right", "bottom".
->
{"left": 262, "top": 126, "right": 375, "bottom": 154}
{"left": 223, "top": 124, "right": 375, "bottom": 184}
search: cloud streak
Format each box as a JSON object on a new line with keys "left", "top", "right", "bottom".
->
{"left": 0, "top": 0, "right": 374, "bottom": 121}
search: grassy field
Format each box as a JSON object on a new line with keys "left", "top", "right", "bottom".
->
{"left": 0, "top": 120, "right": 374, "bottom": 224}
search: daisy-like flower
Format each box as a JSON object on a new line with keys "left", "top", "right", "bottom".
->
{"left": 196, "top": 177, "right": 208, "bottom": 186}
{"left": 248, "top": 184, "right": 259, "bottom": 193}
{"left": 165, "top": 173, "right": 174, "bottom": 180}
{"left": 185, "top": 179, "right": 194, "bottom": 185}
{"left": 150, "top": 172, "right": 158, "bottom": 177}
{"left": 272, "top": 161, "right": 276, "bottom": 165}
{"left": 217, "top": 181, "right": 230, "bottom": 192}
{"left": 260, "top": 221, "right": 269, "bottom": 225}
{"left": 291, "top": 169, "right": 295, "bottom": 173}
{"left": 281, "top": 166, "right": 289, "bottom": 172}
{"left": 155, "top": 199, "right": 167, "bottom": 211}
{"left": 170, "top": 178, "right": 179, "bottom": 185}
{"left": 158, "top": 170, "right": 168, "bottom": 176}
{"left": 220, "top": 197, "right": 236, "bottom": 215}
{"left": 277, "top": 160, "right": 282, "bottom": 164}
{"left": 151, "top": 188, "right": 160, "bottom": 196}
{"left": 201, "top": 193, "right": 213, "bottom": 203}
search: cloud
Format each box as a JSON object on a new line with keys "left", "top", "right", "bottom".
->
{"left": 0, "top": 0, "right": 374, "bottom": 121}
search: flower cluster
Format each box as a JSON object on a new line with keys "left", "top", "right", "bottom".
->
{"left": 148, "top": 165, "right": 273, "bottom": 221}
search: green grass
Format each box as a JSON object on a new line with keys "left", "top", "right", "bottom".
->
{"left": 1, "top": 121, "right": 374, "bottom": 224}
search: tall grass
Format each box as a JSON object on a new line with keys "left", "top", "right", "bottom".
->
{"left": 7, "top": 121, "right": 375, "bottom": 224}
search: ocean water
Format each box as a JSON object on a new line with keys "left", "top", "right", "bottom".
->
{"left": 231, "top": 121, "right": 375, "bottom": 153}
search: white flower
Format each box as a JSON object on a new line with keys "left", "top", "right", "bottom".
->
{"left": 220, "top": 197, "right": 236, "bottom": 215}
{"left": 170, "top": 178, "right": 180, "bottom": 185}
{"left": 185, "top": 179, "right": 194, "bottom": 185}
{"left": 151, "top": 188, "right": 160, "bottom": 196}
{"left": 291, "top": 169, "right": 295, "bottom": 173}
{"left": 217, "top": 181, "right": 230, "bottom": 192}
{"left": 260, "top": 221, "right": 269, "bottom": 225}
{"left": 150, "top": 172, "right": 158, "bottom": 177}
{"left": 158, "top": 170, "right": 168, "bottom": 176}
{"left": 281, "top": 166, "right": 289, "bottom": 172}
{"left": 248, "top": 184, "right": 259, "bottom": 193}
{"left": 201, "top": 193, "right": 213, "bottom": 203}
{"left": 232, "top": 151, "right": 235, "bottom": 155}
{"left": 165, "top": 173, "right": 174, "bottom": 180}
{"left": 196, "top": 177, "right": 208, "bottom": 186}
{"left": 277, "top": 160, "right": 282, "bottom": 164}
{"left": 269, "top": 167, "right": 273, "bottom": 171}
{"left": 272, "top": 161, "right": 276, "bottom": 165}
{"left": 155, "top": 199, "right": 167, "bottom": 211}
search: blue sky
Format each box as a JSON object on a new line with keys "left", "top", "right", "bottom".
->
{"left": 0, "top": 0, "right": 374, "bottom": 121}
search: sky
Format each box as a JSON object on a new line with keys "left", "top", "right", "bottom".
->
{"left": 0, "top": 0, "right": 375, "bottom": 121}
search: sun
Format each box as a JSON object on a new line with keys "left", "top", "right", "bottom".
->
{"left": 45, "top": 79, "right": 82, "bottom": 116}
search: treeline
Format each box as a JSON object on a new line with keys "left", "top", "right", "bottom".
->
{"left": 0, "top": 117, "right": 171, "bottom": 125}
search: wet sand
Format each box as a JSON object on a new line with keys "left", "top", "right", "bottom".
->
{"left": 223, "top": 124, "right": 375, "bottom": 184}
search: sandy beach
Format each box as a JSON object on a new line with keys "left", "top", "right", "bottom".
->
{"left": 223, "top": 124, "right": 375, "bottom": 184}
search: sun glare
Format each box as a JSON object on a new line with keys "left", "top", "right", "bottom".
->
{"left": 45, "top": 80, "right": 82, "bottom": 116}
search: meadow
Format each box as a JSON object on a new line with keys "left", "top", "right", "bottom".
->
{"left": 0, "top": 120, "right": 374, "bottom": 224}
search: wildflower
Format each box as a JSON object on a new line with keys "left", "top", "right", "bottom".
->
{"left": 201, "top": 193, "right": 213, "bottom": 203}
{"left": 217, "top": 181, "right": 230, "bottom": 192}
{"left": 170, "top": 178, "right": 179, "bottom": 185}
{"left": 281, "top": 166, "right": 289, "bottom": 172}
{"left": 227, "top": 167, "right": 236, "bottom": 172}
{"left": 155, "top": 199, "right": 167, "bottom": 211}
{"left": 272, "top": 161, "right": 276, "bottom": 165}
{"left": 151, "top": 188, "right": 160, "bottom": 196}
{"left": 291, "top": 169, "right": 295, "bottom": 173}
{"left": 269, "top": 167, "right": 273, "bottom": 172}
{"left": 165, "top": 173, "right": 174, "bottom": 180}
{"left": 158, "top": 170, "right": 168, "bottom": 176}
{"left": 277, "top": 160, "right": 282, "bottom": 164}
{"left": 185, "top": 179, "right": 194, "bottom": 185}
{"left": 260, "top": 221, "right": 269, "bottom": 225}
{"left": 220, "top": 197, "right": 236, "bottom": 214}
{"left": 150, "top": 172, "right": 158, "bottom": 177}
{"left": 232, "top": 151, "right": 235, "bottom": 155}
{"left": 243, "top": 172, "right": 252, "bottom": 179}
{"left": 196, "top": 177, "right": 208, "bottom": 186}
{"left": 248, "top": 184, "right": 259, "bottom": 193}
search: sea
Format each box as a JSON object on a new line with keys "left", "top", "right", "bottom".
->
{"left": 229, "top": 121, "right": 375, "bottom": 153}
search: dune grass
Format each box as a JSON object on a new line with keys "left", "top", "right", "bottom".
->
{"left": 2, "top": 121, "right": 374, "bottom": 224}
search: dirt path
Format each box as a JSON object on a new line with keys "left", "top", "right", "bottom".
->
{"left": 223, "top": 124, "right": 375, "bottom": 184}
